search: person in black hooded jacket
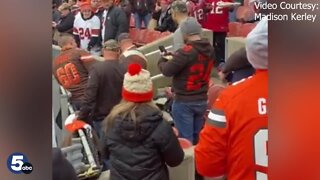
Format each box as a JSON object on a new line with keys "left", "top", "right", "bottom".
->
{"left": 102, "top": 63, "right": 184, "bottom": 180}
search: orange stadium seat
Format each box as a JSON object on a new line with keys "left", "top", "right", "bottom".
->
{"left": 228, "top": 22, "right": 243, "bottom": 37}
{"left": 130, "top": 15, "right": 135, "bottom": 28}
{"left": 145, "top": 30, "right": 161, "bottom": 44}
{"left": 129, "top": 28, "right": 139, "bottom": 42}
{"left": 178, "top": 138, "right": 193, "bottom": 149}
{"left": 236, "top": 6, "right": 254, "bottom": 22}
{"left": 135, "top": 29, "right": 149, "bottom": 45}
{"left": 159, "top": 31, "right": 172, "bottom": 38}
{"left": 239, "top": 23, "right": 256, "bottom": 37}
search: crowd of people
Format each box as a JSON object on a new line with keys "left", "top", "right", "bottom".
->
{"left": 52, "top": 0, "right": 268, "bottom": 180}
{"left": 52, "top": 0, "right": 257, "bottom": 65}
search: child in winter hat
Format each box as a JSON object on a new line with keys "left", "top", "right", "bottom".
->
{"left": 102, "top": 63, "right": 184, "bottom": 180}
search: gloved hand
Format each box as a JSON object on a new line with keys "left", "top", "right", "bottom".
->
{"left": 65, "top": 113, "right": 93, "bottom": 138}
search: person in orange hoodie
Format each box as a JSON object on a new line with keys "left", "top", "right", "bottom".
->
{"left": 195, "top": 17, "right": 268, "bottom": 180}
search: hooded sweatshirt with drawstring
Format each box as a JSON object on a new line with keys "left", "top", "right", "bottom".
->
{"left": 158, "top": 39, "right": 215, "bottom": 102}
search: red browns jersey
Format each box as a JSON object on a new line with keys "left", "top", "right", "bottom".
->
{"left": 195, "top": 70, "right": 268, "bottom": 180}
{"left": 53, "top": 47, "right": 96, "bottom": 101}
{"left": 187, "top": 0, "right": 205, "bottom": 24}
{"left": 201, "top": 0, "right": 232, "bottom": 32}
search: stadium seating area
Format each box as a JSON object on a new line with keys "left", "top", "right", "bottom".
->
{"left": 52, "top": 2, "right": 257, "bottom": 179}
{"left": 228, "top": 3, "right": 256, "bottom": 37}
{"left": 129, "top": 28, "right": 170, "bottom": 46}
{"left": 128, "top": 14, "right": 172, "bottom": 45}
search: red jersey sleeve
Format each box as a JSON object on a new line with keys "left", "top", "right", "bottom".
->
{"left": 195, "top": 94, "right": 229, "bottom": 178}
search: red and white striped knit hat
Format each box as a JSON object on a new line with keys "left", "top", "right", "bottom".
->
{"left": 122, "top": 64, "right": 153, "bottom": 102}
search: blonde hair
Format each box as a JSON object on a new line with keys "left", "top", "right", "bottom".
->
{"left": 103, "top": 100, "right": 160, "bottom": 132}
{"left": 58, "top": 2, "right": 71, "bottom": 12}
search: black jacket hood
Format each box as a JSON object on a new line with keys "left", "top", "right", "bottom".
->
{"left": 112, "top": 105, "right": 163, "bottom": 144}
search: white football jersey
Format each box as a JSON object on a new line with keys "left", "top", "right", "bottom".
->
{"left": 73, "top": 15, "right": 101, "bottom": 50}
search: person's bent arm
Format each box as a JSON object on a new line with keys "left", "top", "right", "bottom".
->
{"left": 158, "top": 48, "right": 191, "bottom": 77}
{"left": 56, "top": 14, "right": 74, "bottom": 32}
{"left": 155, "top": 120, "right": 184, "bottom": 167}
{"left": 222, "top": 47, "right": 251, "bottom": 74}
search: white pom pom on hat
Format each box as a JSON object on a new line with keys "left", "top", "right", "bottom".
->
{"left": 122, "top": 63, "right": 153, "bottom": 102}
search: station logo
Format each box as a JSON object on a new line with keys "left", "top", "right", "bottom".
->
{"left": 7, "top": 152, "right": 33, "bottom": 174}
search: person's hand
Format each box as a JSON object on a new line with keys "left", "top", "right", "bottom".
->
{"left": 52, "top": 21, "right": 57, "bottom": 28}
{"left": 160, "top": 51, "right": 173, "bottom": 58}
{"left": 162, "top": 54, "right": 173, "bottom": 60}
{"left": 160, "top": 51, "right": 173, "bottom": 60}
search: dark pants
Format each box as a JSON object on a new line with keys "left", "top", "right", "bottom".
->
{"left": 213, "top": 31, "right": 227, "bottom": 66}
{"left": 172, "top": 100, "right": 207, "bottom": 145}
{"left": 70, "top": 100, "right": 83, "bottom": 111}
{"left": 92, "top": 120, "right": 110, "bottom": 171}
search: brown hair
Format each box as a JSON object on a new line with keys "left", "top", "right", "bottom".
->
{"left": 103, "top": 100, "right": 159, "bottom": 132}
{"left": 58, "top": 33, "right": 75, "bottom": 48}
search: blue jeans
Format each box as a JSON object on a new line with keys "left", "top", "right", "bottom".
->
{"left": 172, "top": 100, "right": 207, "bottom": 145}
{"left": 134, "top": 13, "right": 151, "bottom": 29}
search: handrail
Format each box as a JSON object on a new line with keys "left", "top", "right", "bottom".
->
{"left": 144, "top": 45, "right": 173, "bottom": 57}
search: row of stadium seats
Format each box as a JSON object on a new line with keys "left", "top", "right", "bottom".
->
{"left": 229, "top": 1, "right": 257, "bottom": 37}
{"left": 236, "top": 5, "right": 255, "bottom": 22}
{"left": 228, "top": 22, "right": 257, "bottom": 37}
{"left": 129, "top": 28, "right": 172, "bottom": 45}
{"left": 129, "top": 21, "right": 255, "bottom": 39}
